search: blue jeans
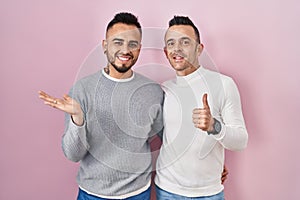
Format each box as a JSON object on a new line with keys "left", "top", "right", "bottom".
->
{"left": 77, "top": 187, "right": 151, "bottom": 200}
{"left": 155, "top": 185, "right": 224, "bottom": 200}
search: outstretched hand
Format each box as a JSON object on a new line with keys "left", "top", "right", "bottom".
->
{"left": 38, "top": 90, "right": 84, "bottom": 125}
{"left": 192, "top": 93, "right": 214, "bottom": 132}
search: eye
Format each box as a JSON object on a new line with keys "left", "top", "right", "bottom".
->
{"left": 128, "top": 42, "right": 139, "bottom": 49}
{"left": 167, "top": 41, "right": 175, "bottom": 47}
{"left": 114, "top": 41, "right": 123, "bottom": 46}
{"left": 182, "top": 39, "right": 190, "bottom": 46}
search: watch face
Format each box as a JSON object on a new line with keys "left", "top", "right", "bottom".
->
{"left": 215, "top": 120, "right": 221, "bottom": 133}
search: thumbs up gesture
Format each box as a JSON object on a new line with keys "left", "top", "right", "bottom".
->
{"left": 192, "top": 94, "right": 214, "bottom": 131}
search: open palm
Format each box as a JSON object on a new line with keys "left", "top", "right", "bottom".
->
{"left": 38, "top": 90, "right": 83, "bottom": 125}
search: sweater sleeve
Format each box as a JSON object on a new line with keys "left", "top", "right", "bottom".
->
{"left": 148, "top": 85, "right": 164, "bottom": 138}
{"left": 61, "top": 82, "right": 90, "bottom": 162}
{"left": 213, "top": 77, "right": 248, "bottom": 151}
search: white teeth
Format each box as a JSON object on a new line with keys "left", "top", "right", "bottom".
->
{"left": 174, "top": 56, "right": 183, "bottom": 60}
{"left": 118, "top": 56, "right": 130, "bottom": 61}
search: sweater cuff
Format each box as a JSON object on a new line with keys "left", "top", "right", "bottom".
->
{"left": 70, "top": 115, "right": 86, "bottom": 128}
{"left": 212, "top": 124, "right": 226, "bottom": 140}
{"left": 68, "top": 116, "right": 88, "bottom": 147}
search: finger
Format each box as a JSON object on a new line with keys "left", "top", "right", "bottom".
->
{"left": 38, "top": 91, "right": 53, "bottom": 100}
{"left": 39, "top": 94, "right": 52, "bottom": 102}
{"left": 38, "top": 90, "right": 45, "bottom": 96}
{"left": 192, "top": 110, "right": 211, "bottom": 118}
{"left": 221, "top": 177, "right": 226, "bottom": 184}
{"left": 38, "top": 90, "right": 48, "bottom": 95}
{"left": 44, "top": 101, "right": 59, "bottom": 108}
{"left": 40, "top": 94, "right": 61, "bottom": 106}
{"left": 222, "top": 170, "right": 229, "bottom": 176}
{"left": 192, "top": 115, "right": 211, "bottom": 123}
{"left": 63, "top": 94, "right": 71, "bottom": 100}
{"left": 193, "top": 120, "right": 210, "bottom": 129}
{"left": 192, "top": 108, "right": 201, "bottom": 114}
{"left": 194, "top": 124, "right": 209, "bottom": 131}
{"left": 39, "top": 94, "right": 55, "bottom": 103}
{"left": 63, "top": 94, "right": 74, "bottom": 104}
{"left": 221, "top": 172, "right": 228, "bottom": 184}
{"left": 193, "top": 108, "right": 209, "bottom": 114}
{"left": 38, "top": 91, "right": 49, "bottom": 99}
{"left": 224, "top": 165, "right": 229, "bottom": 174}
{"left": 202, "top": 93, "right": 210, "bottom": 109}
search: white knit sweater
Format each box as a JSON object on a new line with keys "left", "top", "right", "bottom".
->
{"left": 155, "top": 66, "right": 248, "bottom": 197}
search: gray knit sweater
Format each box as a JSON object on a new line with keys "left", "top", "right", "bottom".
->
{"left": 62, "top": 70, "right": 164, "bottom": 197}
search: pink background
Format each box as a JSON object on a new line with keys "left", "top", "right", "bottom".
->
{"left": 1, "top": 0, "right": 299, "bottom": 199}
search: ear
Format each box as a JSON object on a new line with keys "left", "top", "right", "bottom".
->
{"left": 197, "top": 43, "right": 204, "bottom": 56}
{"left": 163, "top": 47, "right": 168, "bottom": 58}
{"left": 102, "top": 40, "right": 107, "bottom": 54}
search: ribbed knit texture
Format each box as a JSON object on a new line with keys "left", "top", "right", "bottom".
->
{"left": 155, "top": 66, "right": 248, "bottom": 197}
{"left": 62, "top": 70, "right": 164, "bottom": 197}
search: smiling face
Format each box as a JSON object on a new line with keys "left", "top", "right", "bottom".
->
{"left": 164, "top": 25, "right": 203, "bottom": 76}
{"left": 103, "top": 23, "right": 141, "bottom": 77}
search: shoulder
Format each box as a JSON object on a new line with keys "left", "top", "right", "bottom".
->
{"left": 69, "top": 70, "right": 102, "bottom": 95}
{"left": 75, "top": 71, "right": 102, "bottom": 86}
{"left": 161, "top": 79, "right": 176, "bottom": 91}
{"left": 203, "top": 68, "right": 236, "bottom": 87}
{"left": 134, "top": 72, "right": 159, "bottom": 84}
{"left": 133, "top": 73, "right": 164, "bottom": 98}
{"left": 73, "top": 71, "right": 101, "bottom": 88}
{"left": 134, "top": 73, "right": 163, "bottom": 90}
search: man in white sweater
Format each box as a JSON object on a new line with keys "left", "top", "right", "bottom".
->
{"left": 155, "top": 16, "right": 248, "bottom": 199}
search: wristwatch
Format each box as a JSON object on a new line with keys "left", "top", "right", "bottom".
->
{"left": 207, "top": 118, "right": 222, "bottom": 135}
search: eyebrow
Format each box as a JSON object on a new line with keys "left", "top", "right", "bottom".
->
{"left": 129, "top": 41, "right": 139, "bottom": 44}
{"left": 166, "top": 38, "right": 175, "bottom": 43}
{"left": 180, "top": 37, "right": 191, "bottom": 41}
{"left": 166, "top": 37, "right": 191, "bottom": 43}
{"left": 112, "top": 38, "right": 139, "bottom": 44}
{"left": 112, "top": 38, "right": 124, "bottom": 42}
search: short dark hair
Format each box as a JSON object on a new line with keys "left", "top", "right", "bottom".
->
{"left": 106, "top": 12, "right": 142, "bottom": 35}
{"left": 168, "top": 16, "right": 200, "bottom": 43}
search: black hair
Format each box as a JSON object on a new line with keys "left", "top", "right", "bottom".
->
{"left": 106, "top": 12, "right": 142, "bottom": 34}
{"left": 168, "top": 16, "right": 200, "bottom": 43}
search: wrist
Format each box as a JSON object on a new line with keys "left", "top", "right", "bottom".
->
{"left": 207, "top": 118, "right": 222, "bottom": 135}
{"left": 207, "top": 118, "right": 215, "bottom": 132}
{"left": 71, "top": 113, "right": 84, "bottom": 126}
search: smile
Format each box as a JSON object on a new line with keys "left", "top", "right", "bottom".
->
{"left": 117, "top": 55, "right": 131, "bottom": 61}
{"left": 173, "top": 55, "right": 185, "bottom": 62}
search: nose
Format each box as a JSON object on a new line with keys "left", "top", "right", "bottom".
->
{"left": 173, "top": 42, "right": 182, "bottom": 52}
{"left": 119, "top": 43, "right": 130, "bottom": 54}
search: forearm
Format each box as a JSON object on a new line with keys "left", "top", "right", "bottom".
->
{"left": 214, "top": 77, "right": 248, "bottom": 151}
{"left": 214, "top": 123, "right": 248, "bottom": 151}
{"left": 62, "top": 118, "right": 89, "bottom": 162}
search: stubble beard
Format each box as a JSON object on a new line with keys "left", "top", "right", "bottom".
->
{"left": 110, "top": 62, "right": 132, "bottom": 73}
{"left": 107, "top": 51, "right": 136, "bottom": 73}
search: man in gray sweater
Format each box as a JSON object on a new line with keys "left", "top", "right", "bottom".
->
{"left": 39, "top": 12, "right": 164, "bottom": 199}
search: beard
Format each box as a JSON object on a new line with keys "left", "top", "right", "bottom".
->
{"left": 110, "top": 62, "right": 133, "bottom": 73}
{"left": 106, "top": 51, "right": 136, "bottom": 73}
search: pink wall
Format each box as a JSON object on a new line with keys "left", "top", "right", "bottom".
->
{"left": 1, "top": 0, "right": 299, "bottom": 199}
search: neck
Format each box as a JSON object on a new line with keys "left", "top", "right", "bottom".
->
{"left": 105, "top": 66, "right": 133, "bottom": 79}
{"left": 176, "top": 65, "right": 200, "bottom": 76}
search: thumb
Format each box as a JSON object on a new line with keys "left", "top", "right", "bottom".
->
{"left": 63, "top": 94, "right": 72, "bottom": 101}
{"left": 202, "top": 93, "right": 210, "bottom": 109}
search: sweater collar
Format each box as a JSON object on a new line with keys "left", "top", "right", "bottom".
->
{"left": 175, "top": 66, "right": 206, "bottom": 85}
{"left": 102, "top": 69, "right": 135, "bottom": 82}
